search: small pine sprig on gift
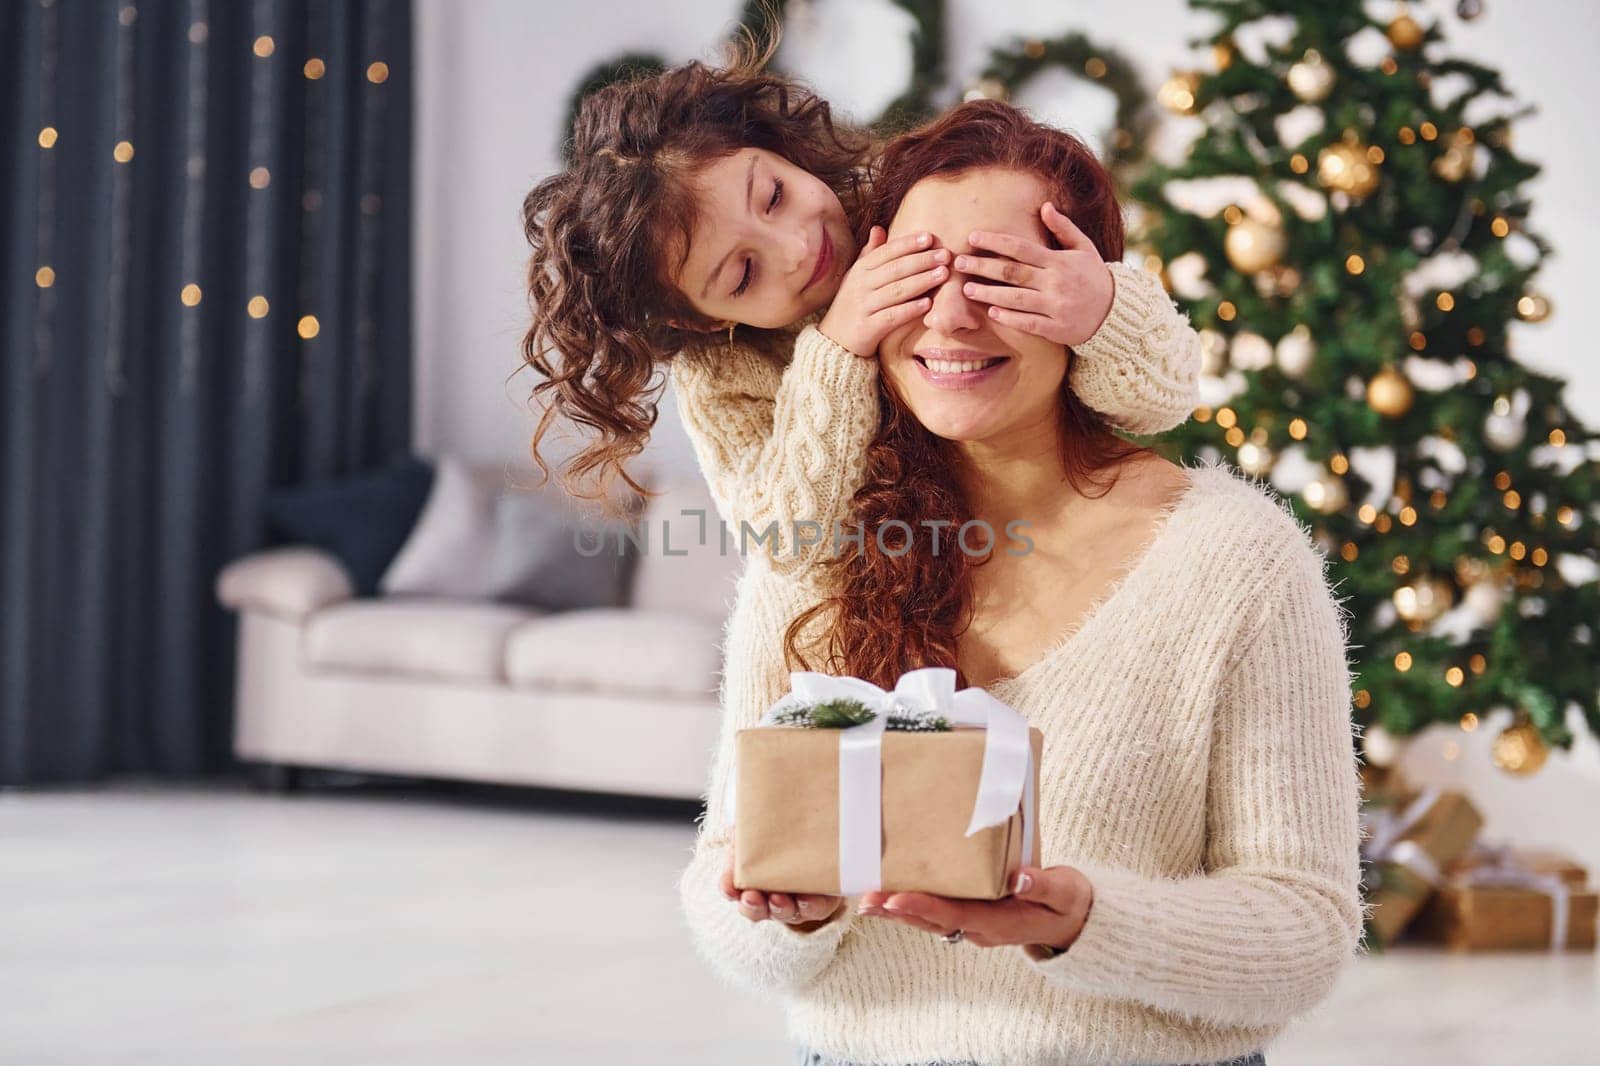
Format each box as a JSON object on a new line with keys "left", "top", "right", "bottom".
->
{"left": 887, "top": 709, "right": 953, "bottom": 732}
{"left": 769, "top": 698, "right": 952, "bottom": 732}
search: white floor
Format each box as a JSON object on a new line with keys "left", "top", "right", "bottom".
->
{"left": 2, "top": 781, "right": 1597, "bottom": 1066}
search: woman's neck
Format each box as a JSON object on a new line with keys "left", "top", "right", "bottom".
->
{"left": 951, "top": 414, "right": 1078, "bottom": 530}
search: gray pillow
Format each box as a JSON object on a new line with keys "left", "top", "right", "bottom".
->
{"left": 486, "top": 490, "right": 640, "bottom": 612}
{"left": 379, "top": 457, "right": 498, "bottom": 599}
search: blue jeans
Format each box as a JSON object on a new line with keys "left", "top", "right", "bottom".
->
{"left": 792, "top": 1047, "right": 1267, "bottom": 1066}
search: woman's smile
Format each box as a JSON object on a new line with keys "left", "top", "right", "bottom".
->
{"left": 912, "top": 347, "right": 1012, "bottom": 390}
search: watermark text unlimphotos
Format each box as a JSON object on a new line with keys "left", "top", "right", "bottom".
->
{"left": 573, "top": 510, "right": 1035, "bottom": 560}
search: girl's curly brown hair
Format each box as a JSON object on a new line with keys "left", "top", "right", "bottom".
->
{"left": 783, "top": 100, "right": 1152, "bottom": 689}
{"left": 519, "top": 28, "right": 872, "bottom": 513}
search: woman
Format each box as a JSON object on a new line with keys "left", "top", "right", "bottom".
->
{"left": 680, "top": 102, "right": 1363, "bottom": 1066}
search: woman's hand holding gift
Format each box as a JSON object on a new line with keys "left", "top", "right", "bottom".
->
{"left": 957, "top": 202, "right": 1114, "bottom": 346}
{"left": 721, "top": 839, "right": 846, "bottom": 930}
{"left": 857, "top": 866, "right": 1095, "bottom": 953}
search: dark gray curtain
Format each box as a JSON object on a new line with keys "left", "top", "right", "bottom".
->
{"left": 1, "top": 0, "right": 414, "bottom": 783}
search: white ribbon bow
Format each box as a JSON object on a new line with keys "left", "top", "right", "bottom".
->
{"left": 725, "top": 666, "right": 1036, "bottom": 896}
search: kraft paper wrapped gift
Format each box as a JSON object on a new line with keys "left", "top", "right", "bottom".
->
{"left": 1359, "top": 785, "right": 1484, "bottom": 946}
{"left": 727, "top": 667, "right": 1044, "bottom": 900}
{"left": 1411, "top": 842, "right": 1598, "bottom": 951}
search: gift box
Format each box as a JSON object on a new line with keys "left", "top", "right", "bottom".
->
{"left": 1360, "top": 786, "right": 1484, "bottom": 946}
{"left": 1411, "top": 841, "right": 1597, "bottom": 951}
{"left": 728, "top": 667, "right": 1043, "bottom": 900}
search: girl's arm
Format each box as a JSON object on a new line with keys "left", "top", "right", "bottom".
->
{"left": 670, "top": 323, "right": 879, "bottom": 580}
{"left": 1068, "top": 261, "right": 1204, "bottom": 436}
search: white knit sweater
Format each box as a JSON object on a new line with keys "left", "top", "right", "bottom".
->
{"left": 670, "top": 264, "right": 1362, "bottom": 1065}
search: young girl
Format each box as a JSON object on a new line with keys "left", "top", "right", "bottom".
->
{"left": 520, "top": 32, "right": 1201, "bottom": 577}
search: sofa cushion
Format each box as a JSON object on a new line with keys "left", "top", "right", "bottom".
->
{"left": 627, "top": 478, "right": 744, "bottom": 621}
{"left": 305, "top": 600, "right": 539, "bottom": 683}
{"left": 486, "top": 488, "right": 641, "bottom": 613}
{"left": 504, "top": 608, "right": 722, "bottom": 698}
{"left": 379, "top": 456, "right": 498, "bottom": 599}
{"left": 265, "top": 455, "right": 435, "bottom": 597}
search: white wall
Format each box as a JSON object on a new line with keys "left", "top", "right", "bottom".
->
{"left": 413, "top": 0, "right": 1600, "bottom": 830}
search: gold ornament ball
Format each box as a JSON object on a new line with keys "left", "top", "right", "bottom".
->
{"left": 1433, "top": 136, "right": 1476, "bottom": 182}
{"left": 1237, "top": 440, "right": 1275, "bottom": 477}
{"left": 1485, "top": 407, "right": 1526, "bottom": 451}
{"left": 1275, "top": 325, "right": 1316, "bottom": 378}
{"left": 1367, "top": 365, "right": 1415, "bottom": 418}
{"left": 1387, "top": 13, "right": 1426, "bottom": 51}
{"left": 1317, "top": 140, "right": 1380, "bottom": 200}
{"left": 1224, "top": 217, "right": 1287, "bottom": 274}
{"left": 1393, "top": 575, "right": 1456, "bottom": 624}
{"left": 1361, "top": 722, "right": 1404, "bottom": 768}
{"left": 1302, "top": 470, "right": 1348, "bottom": 514}
{"left": 1287, "top": 49, "right": 1336, "bottom": 103}
{"left": 963, "top": 78, "right": 1010, "bottom": 102}
{"left": 1198, "top": 329, "right": 1228, "bottom": 375}
{"left": 1516, "top": 292, "right": 1552, "bottom": 322}
{"left": 1158, "top": 71, "right": 1202, "bottom": 116}
{"left": 1491, "top": 720, "right": 1549, "bottom": 776}
{"left": 1253, "top": 263, "right": 1302, "bottom": 299}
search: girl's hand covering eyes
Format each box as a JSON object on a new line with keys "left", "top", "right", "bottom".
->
{"left": 955, "top": 202, "right": 1115, "bottom": 346}
{"left": 817, "top": 226, "right": 949, "bottom": 358}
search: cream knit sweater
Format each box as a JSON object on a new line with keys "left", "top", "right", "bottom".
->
{"left": 671, "top": 263, "right": 1363, "bottom": 1065}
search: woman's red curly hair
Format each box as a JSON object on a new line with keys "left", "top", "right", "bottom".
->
{"left": 782, "top": 100, "right": 1151, "bottom": 689}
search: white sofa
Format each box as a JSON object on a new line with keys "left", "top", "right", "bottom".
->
{"left": 215, "top": 464, "right": 742, "bottom": 801}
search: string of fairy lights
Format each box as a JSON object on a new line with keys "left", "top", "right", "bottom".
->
{"left": 178, "top": 1, "right": 209, "bottom": 396}
{"left": 106, "top": 2, "right": 136, "bottom": 396}
{"left": 353, "top": 0, "right": 394, "bottom": 400}
{"left": 26, "top": 0, "right": 396, "bottom": 407}
{"left": 243, "top": 0, "right": 281, "bottom": 404}
{"left": 32, "top": 0, "right": 60, "bottom": 381}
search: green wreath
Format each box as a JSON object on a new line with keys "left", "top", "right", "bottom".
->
{"left": 974, "top": 32, "right": 1154, "bottom": 171}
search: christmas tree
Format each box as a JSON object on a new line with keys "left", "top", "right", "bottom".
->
{"left": 1128, "top": 0, "right": 1598, "bottom": 771}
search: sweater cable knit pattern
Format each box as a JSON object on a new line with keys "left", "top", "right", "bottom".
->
{"left": 1068, "top": 262, "right": 1203, "bottom": 437}
{"left": 671, "top": 322, "right": 881, "bottom": 579}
